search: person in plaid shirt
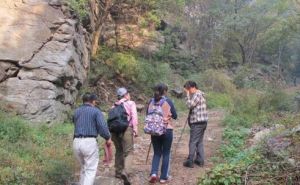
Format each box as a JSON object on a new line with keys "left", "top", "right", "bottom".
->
{"left": 183, "top": 81, "right": 208, "bottom": 168}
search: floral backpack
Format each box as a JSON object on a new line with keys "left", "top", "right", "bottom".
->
{"left": 144, "top": 98, "right": 166, "bottom": 136}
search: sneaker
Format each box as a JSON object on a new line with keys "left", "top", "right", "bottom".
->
{"left": 194, "top": 160, "right": 204, "bottom": 167}
{"left": 149, "top": 174, "right": 158, "bottom": 183}
{"left": 121, "top": 173, "right": 131, "bottom": 185}
{"left": 183, "top": 160, "right": 194, "bottom": 168}
{"left": 160, "top": 178, "right": 171, "bottom": 184}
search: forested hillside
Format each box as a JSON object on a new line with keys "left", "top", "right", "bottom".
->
{"left": 0, "top": 0, "right": 299, "bottom": 184}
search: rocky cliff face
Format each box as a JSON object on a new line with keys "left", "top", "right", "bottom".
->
{"left": 100, "top": 3, "right": 164, "bottom": 56}
{"left": 0, "top": 0, "right": 90, "bottom": 123}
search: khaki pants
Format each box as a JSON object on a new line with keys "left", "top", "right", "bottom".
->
{"left": 111, "top": 127, "right": 134, "bottom": 175}
{"left": 73, "top": 138, "right": 99, "bottom": 185}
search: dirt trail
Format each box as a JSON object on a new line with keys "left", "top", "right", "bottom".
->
{"left": 96, "top": 110, "right": 224, "bottom": 185}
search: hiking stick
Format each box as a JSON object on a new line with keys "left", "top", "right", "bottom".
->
{"left": 145, "top": 141, "right": 152, "bottom": 164}
{"left": 173, "top": 118, "right": 188, "bottom": 157}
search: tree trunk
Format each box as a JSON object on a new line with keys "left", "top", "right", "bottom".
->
{"left": 90, "top": 0, "right": 113, "bottom": 57}
{"left": 91, "top": 27, "right": 102, "bottom": 56}
{"left": 114, "top": 23, "right": 120, "bottom": 50}
{"left": 238, "top": 41, "right": 246, "bottom": 64}
{"left": 277, "top": 42, "right": 283, "bottom": 80}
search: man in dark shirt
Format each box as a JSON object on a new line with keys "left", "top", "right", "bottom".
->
{"left": 73, "top": 93, "right": 112, "bottom": 185}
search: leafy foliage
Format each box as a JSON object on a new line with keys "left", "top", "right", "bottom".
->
{"left": 139, "top": 11, "right": 161, "bottom": 28}
{"left": 0, "top": 110, "right": 76, "bottom": 184}
{"left": 198, "top": 70, "right": 295, "bottom": 184}
{"left": 190, "top": 70, "right": 236, "bottom": 94}
{"left": 206, "top": 92, "right": 233, "bottom": 109}
{"left": 0, "top": 112, "right": 30, "bottom": 143}
{"left": 92, "top": 47, "right": 172, "bottom": 92}
{"left": 67, "top": 0, "right": 89, "bottom": 20}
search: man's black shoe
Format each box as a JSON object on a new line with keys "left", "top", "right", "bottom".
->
{"left": 194, "top": 160, "right": 204, "bottom": 167}
{"left": 115, "top": 173, "right": 122, "bottom": 179}
{"left": 183, "top": 160, "right": 194, "bottom": 168}
{"left": 121, "top": 173, "right": 131, "bottom": 185}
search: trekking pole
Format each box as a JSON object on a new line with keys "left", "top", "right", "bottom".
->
{"left": 173, "top": 118, "right": 189, "bottom": 157}
{"left": 145, "top": 141, "right": 152, "bottom": 164}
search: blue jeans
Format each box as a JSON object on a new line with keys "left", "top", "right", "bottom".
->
{"left": 150, "top": 129, "right": 173, "bottom": 180}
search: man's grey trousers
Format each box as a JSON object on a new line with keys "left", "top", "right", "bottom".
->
{"left": 188, "top": 122, "right": 207, "bottom": 163}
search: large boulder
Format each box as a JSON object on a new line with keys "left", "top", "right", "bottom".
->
{"left": 0, "top": 0, "right": 90, "bottom": 123}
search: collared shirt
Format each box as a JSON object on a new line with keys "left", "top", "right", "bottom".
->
{"left": 73, "top": 103, "right": 111, "bottom": 140}
{"left": 114, "top": 98, "right": 138, "bottom": 134}
{"left": 186, "top": 90, "right": 208, "bottom": 124}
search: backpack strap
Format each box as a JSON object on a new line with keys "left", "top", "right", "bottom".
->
{"left": 159, "top": 98, "right": 166, "bottom": 106}
{"left": 146, "top": 99, "right": 153, "bottom": 114}
{"left": 152, "top": 97, "right": 166, "bottom": 106}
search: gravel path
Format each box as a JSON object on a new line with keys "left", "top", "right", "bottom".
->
{"left": 95, "top": 110, "right": 224, "bottom": 185}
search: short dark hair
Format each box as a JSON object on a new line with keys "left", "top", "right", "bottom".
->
{"left": 89, "top": 94, "right": 98, "bottom": 101}
{"left": 82, "top": 93, "right": 91, "bottom": 103}
{"left": 184, "top": 81, "right": 198, "bottom": 89}
{"left": 82, "top": 93, "right": 98, "bottom": 103}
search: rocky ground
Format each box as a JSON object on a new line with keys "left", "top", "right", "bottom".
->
{"left": 93, "top": 110, "right": 224, "bottom": 185}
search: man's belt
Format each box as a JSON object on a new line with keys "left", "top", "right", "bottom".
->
{"left": 74, "top": 135, "right": 97, "bottom": 138}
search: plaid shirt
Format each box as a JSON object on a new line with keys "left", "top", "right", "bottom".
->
{"left": 186, "top": 90, "right": 208, "bottom": 124}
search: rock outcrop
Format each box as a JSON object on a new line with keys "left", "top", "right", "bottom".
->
{"left": 0, "top": 0, "right": 90, "bottom": 123}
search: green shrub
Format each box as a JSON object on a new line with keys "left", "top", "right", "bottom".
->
{"left": 258, "top": 90, "right": 292, "bottom": 112}
{"left": 67, "top": 0, "right": 89, "bottom": 20}
{"left": 44, "top": 159, "right": 74, "bottom": 185}
{"left": 230, "top": 89, "right": 263, "bottom": 127}
{"left": 110, "top": 52, "right": 139, "bottom": 80}
{"left": 199, "top": 163, "right": 243, "bottom": 185}
{"left": 172, "top": 98, "right": 187, "bottom": 113}
{"left": 0, "top": 113, "right": 30, "bottom": 143}
{"left": 139, "top": 11, "right": 161, "bottom": 28}
{"left": 233, "top": 66, "right": 273, "bottom": 90}
{"left": 0, "top": 110, "right": 76, "bottom": 184}
{"left": 0, "top": 166, "right": 36, "bottom": 185}
{"left": 220, "top": 127, "right": 250, "bottom": 159}
{"left": 206, "top": 92, "right": 233, "bottom": 109}
{"left": 209, "top": 47, "right": 228, "bottom": 69}
{"left": 199, "top": 149, "right": 261, "bottom": 185}
{"left": 138, "top": 62, "right": 172, "bottom": 85}
{"left": 190, "top": 70, "right": 236, "bottom": 94}
{"left": 233, "top": 66, "right": 252, "bottom": 88}
{"left": 92, "top": 49, "right": 173, "bottom": 92}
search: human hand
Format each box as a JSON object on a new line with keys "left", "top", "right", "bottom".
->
{"left": 133, "top": 130, "right": 138, "bottom": 138}
{"left": 106, "top": 138, "right": 112, "bottom": 146}
{"left": 184, "top": 88, "right": 190, "bottom": 96}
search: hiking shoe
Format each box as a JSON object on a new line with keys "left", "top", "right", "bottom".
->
{"left": 194, "top": 160, "right": 204, "bottom": 167}
{"left": 159, "top": 179, "right": 169, "bottom": 184}
{"left": 160, "top": 177, "right": 171, "bottom": 184}
{"left": 121, "top": 173, "right": 131, "bottom": 185}
{"left": 115, "top": 173, "right": 122, "bottom": 179}
{"left": 183, "top": 160, "right": 194, "bottom": 168}
{"left": 149, "top": 174, "right": 158, "bottom": 183}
